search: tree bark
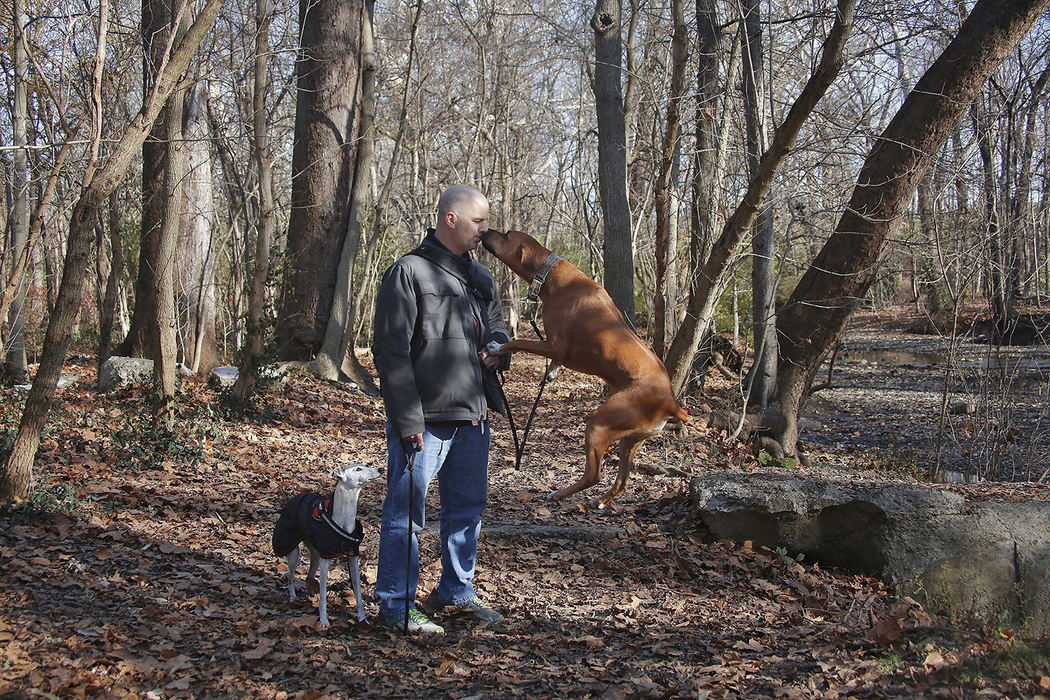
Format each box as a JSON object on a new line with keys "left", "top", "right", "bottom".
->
{"left": 175, "top": 77, "right": 219, "bottom": 373}
{"left": 689, "top": 0, "right": 724, "bottom": 295}
{"left": 666, "top": 0, "right": 856, "bottom": 396}
{"left": 315, "top": 0, "right": 379, "bottom": 396}
{"left": 118, "top": 0, "right": 176, "bottom": 360}
{"left": 5, "top": 0, "right": 30, "bottom": 382}
{"left": 98, "top": 190, "right": 125, "bottom": 369}
{"left": 741, "top": 0, "right": 778, "bottom": 408}
{"left": 0, "top": 0, "right": 222, "bottom": 500}
{"left": 233, "top": 0, "right": 276, "bottom": 400}
{"left": 591, "top": 0, "right": 635, "bottom": 319}
{"left": 152, "top": 76, "right": 186, "bottom": 430}
{"left": 652, "top": 0, "right": 687, "bottom": 358}
{"left": 767, "top": 0, "right": 1050, "bottom": 457}
{"left": 275, "top": 0, "right": 364, "bottom": 359}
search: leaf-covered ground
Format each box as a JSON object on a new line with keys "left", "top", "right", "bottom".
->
{"left": 2, "top": 344, "right": 1049, "bottom": 698}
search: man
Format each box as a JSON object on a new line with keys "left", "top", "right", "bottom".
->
{"left": 371, "top": 185, "right": 511, "bottom": 634}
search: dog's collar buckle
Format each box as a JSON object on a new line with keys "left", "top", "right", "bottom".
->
{"left": 526, "top": 253, "right": 562, "bottom": 302}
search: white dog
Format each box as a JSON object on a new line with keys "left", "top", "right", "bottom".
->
{"left": 272, "top": 464, "right": 381, "bottom": 628}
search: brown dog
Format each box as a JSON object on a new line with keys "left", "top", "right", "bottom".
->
{"left": 482, "top": 229, "right": 689, "bottom": 508}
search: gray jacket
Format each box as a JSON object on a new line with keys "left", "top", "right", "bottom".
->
{"left": 372, "top": 231, "right": 511, "bottom": 439}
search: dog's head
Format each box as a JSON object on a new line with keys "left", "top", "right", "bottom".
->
{"left": 330, "top": 464, "right": 382, "bottom": 490}
{"left": 481, "top": 229, "right": 551, "bottom": 281}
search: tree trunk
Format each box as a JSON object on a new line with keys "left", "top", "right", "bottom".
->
{"left": 232, "top": 0, "right": 276, "bottom": 401}
{"left": 665, "top": 0, "right": 856, "bottom": 396}
{"left": 152, "top": 77, "right": 186, "bottom": 430}
{"left": 740, "top": 0, "right": 777, "bottom": 408}
{"left": 315, "top": 0, "right": 379, "bottom": 396}
{"left": 5, "top": 0, "right": 30, "bottom": 382}
{"left": 275, "top": 0, "right": 364, "bottom": 360}
{"left": 973, "top": 99, "right": 1007, "bottom": 326}
{"left": 767, "top": 0, "right": 1050, "bottom": 457}
{"left": 0, "top": 0, "right": 223, "bottom": 500}
{"left": 652, "top": 0, "right": 687, "bottom": 358}
{"left": 591, "top": 0, "right": 635, "bottom": 318}
{"left": 175, "top": 77, "right": 219, "bottom": 373}
{"left": 689, "top": 0, "right": 724, "bottom": 296}
{"left": 117, "top": 0, "right": 174, "bottom": 360}
{"left": 98, "top": 190, "right": 125, "bottom": 369}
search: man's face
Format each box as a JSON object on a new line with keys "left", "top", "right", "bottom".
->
{"left": 442, "top": 195, "right": 489, "bottom": 254}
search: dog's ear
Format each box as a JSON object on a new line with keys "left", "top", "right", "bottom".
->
{"left": 330, "top": 465, "right": 346, "bottom": 481}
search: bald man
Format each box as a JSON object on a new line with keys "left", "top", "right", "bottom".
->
{"left": 371, "top": 185, "right": 511, "bottom": 633}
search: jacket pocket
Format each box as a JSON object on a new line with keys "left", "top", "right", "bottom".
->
{"left": 418, "top": 290, "right": 463, "bottom": 340}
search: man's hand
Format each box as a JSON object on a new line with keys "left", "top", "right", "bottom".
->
{"left": 479, "top": 350, "right": 502, "bottom": 369}
{"left": 403, "top": 433, "right": 424, "bottom": 453}
{"left": 480, "top": 340, "right": 504, "bottom": 369}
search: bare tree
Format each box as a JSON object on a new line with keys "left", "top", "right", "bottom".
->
{"left": 315, "top": 0, "right": 380, "bottom": 395}
{"left": 740, "top": 0, "right": 778, "bottom": 408}
{"left": 651, "top": 0, "right": 688, "bottom": 358}
{"left": 232, "top": 0, "right": 277, "bottom": 400}
{"left": 275, "top": 0, "right": 365, "bottom": 360}
{"left": 1, "top": 0, "right": 223, "bottom": 499}
{"left": 665, "top": 0, "right": 857, "bottom": 395}
{"left": 591, "top": 0, "right": 635, "bottom": 318}
{"left": 768, "top": 0, "right": 1050, "bottom": 459}
{"left": 4, "top": 0, "right": 30, "bottom": 382}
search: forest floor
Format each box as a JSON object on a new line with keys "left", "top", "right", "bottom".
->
{"left": 2, "top": 311, "right": 1050, "bottom": 699}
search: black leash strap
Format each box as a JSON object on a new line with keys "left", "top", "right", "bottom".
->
{"left": 497, "top": 314, "right": 551, "bottom": 471}
{"left": 497, "top": 367, "right": 550, "bottom": 471}
{"left": 401, "top": 442, "right": 419, "bottom": 633}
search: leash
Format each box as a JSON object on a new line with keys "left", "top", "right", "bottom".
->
{"left": 494, "top": 255, "right": 561, "bottom": 470}
{"left": 496, "top": 365, "right": 550, "bottom": 470}
{"left": 496, "top": 316, "right": 552, "bottom": 471}
{"left": 401, "top": 441, "right": 420, "bottom": 633}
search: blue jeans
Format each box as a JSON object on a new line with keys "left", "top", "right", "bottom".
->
{"left": 376, "top": 421, "right": 490, "bottom": 618}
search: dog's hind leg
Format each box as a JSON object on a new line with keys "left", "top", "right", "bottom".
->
{"left": 348, "top": 555, "right": 365, "bottom": 622}
{"left": 596, "top": 434, "right": 645, "bottom": 509}
{"left": 304, "top": 544, "right": 320, "bottom": 592}
{"left": 317, "top": 556, "right": 331, "bottom": 628}
{"left": 550, "top": 415, "right": 611, "bottom": 502}
{"left": 286, "top": 547, "right": 300, "bottom": 602}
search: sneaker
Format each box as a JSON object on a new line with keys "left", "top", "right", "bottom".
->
{"left": 421, "top": 592, "right": 504, "bottom": 623}
{"left": 374, "top": 607, "right": 444, "bottom": 634}
{"left": 456, "top": 595, "right": 504, "bottom": 623}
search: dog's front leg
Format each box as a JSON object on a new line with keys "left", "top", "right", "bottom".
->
{"left": 286, "top": 548, "right": 300, "bottom": 602}
{"left": 348, "top": 555, "right": 365, "bottom": 622}
{"left": 317, "top": 558, "right": 331, "bottom": 628}
{"left": 497, "top": 338, "right": 557, "bottom": 360}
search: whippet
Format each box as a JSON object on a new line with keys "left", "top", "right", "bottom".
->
{"left": 272, "top": 464, "right": 381, "bottom": 628}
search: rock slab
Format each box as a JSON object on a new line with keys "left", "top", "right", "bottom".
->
{"left": 690, "top": 472, "right": 1050, "bottom": 636}
{"left": 98, "top": 357, "right": 155, "bottom": 392}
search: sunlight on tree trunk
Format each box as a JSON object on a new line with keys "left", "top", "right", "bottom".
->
{"left": 152, "top": 82, "right": 186, "bottom": 430}
{"left": 316, "top": 0, "right": 380, "bottom": 397}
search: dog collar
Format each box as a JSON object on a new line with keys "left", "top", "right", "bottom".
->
{"left": 527, "top": 253, "right": 562, "bottom": 302}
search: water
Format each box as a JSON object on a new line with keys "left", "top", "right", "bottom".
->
{"left": 837, "top": 349, "right": 947, "bottom": 367}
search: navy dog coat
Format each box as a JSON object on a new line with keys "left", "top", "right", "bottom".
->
{"left": 272, "top": 492, "right": 364, "bottom": 559}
